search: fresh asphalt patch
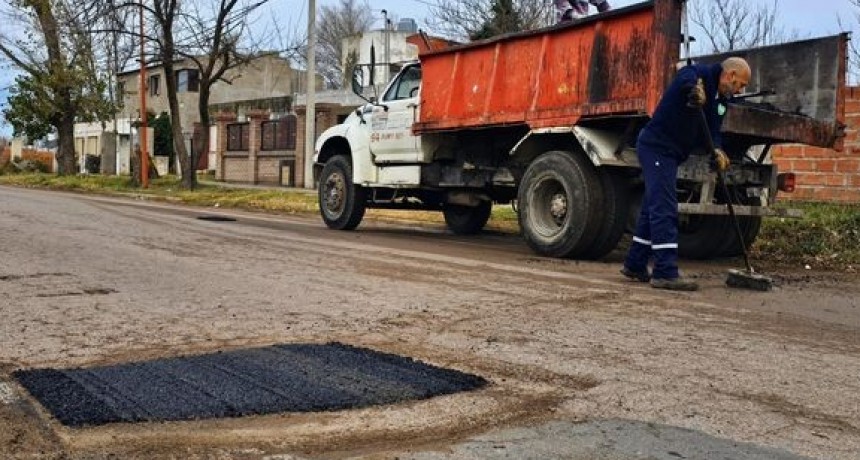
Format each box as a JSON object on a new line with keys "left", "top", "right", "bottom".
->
{"left": 13, "top": 342, "right": 487, "bottom": 427}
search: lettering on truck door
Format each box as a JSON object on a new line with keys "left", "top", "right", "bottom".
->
{"left": 370, "top": 65, "right": 422, "bottom": 164}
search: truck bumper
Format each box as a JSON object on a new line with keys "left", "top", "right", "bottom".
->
{"left": 679, "top": 203, "right": 802, "bottom": 218}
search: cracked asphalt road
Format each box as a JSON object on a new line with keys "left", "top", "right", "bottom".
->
{"left": 1, "top": 186, "right": 858, "bottom": 459}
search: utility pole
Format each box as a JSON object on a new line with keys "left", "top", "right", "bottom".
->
{"left": 382, "top": 9, "right": 390, "bottom": 84}
{"left": 304, "top": 0, "right": 316, "bottom": 189}
{"left": 139, "top": 0, "right": 149, "bottom": 188}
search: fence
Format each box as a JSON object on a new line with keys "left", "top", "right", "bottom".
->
{"left": 0, "top": 147, "right": 55, "bottom": 173}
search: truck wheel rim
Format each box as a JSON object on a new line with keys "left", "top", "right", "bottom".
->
{"left": 324, "top": 172, "right": 346, "bottom": 216}
{"left": 531, "top": 177, "right": 568, "bottom": 236}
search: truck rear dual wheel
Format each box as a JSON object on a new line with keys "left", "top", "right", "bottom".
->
{"left": 518, "top": 151, "right": 604, "bottom": 258}
{"left": 678, "top": 191, "right": 762, "bottom": 259}
{"left": 443, "top": 201, "right": 493, "bottom": 235}
{"left": 580, "top": 169, "right": 630, "bottom": 260}
{"left": 318, "top": 155, "right": 366, "bottom": 230}
{"left": 715, "top": 195, "right": 763, "bottom": 257}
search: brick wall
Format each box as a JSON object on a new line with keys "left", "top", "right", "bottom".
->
{"left": 215, "top": 111, "right": 296, "bottom": 185}
{"left": 257, "top": 157, "right": 284, "bottom": 184}
{"left": 21, "top": 149, "right": 55, "bottom": 173}
{"left": 772, "top": 86, "right": 860, "bottom": 203}
{"left": 1, "top": 146, "right": 55, "bottom": 173}
{"left": 223, "top": 156, "right": 251, "bottom": 182}
{"left": 295, "top": 105, "right": 346, "bottom": 188}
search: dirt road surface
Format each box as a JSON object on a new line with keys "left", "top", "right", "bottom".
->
{"left": 1, "top": 186, "right": 858, "bottom": 459}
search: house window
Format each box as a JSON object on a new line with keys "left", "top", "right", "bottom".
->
{"left": 148, "top": 74, "right": 160, "bottom": 96}
{"left": 116, "top": 81, "right": 125, "bottom": 97}
{"left": 260, "top": 115, "right": 297, "bottom": 151}
{"left": 227, "top": 123, "right": 250, "bottom": 151}
{"left": 176, "top": 69, "right": 200, "bottom": 92}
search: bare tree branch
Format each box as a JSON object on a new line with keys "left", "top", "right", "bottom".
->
{"left": 690, "top": 0, "right": 802, "bottom": 53}
{"left": 143, "top": 0, "right": 275, "bottom": 189}
{"left": 424, "top": 0, "right": 551, "bottom": 42}
{"left": 315, "top": 0, "right": 374, "bottom": 89}
{"left": 846, "top": 0, "right": 860, "bottom": 80}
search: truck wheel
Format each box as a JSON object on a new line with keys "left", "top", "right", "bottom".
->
{"left": 679, "top": 214, "right": 728, "bottom": 259}
{"left": 716, "top": 195, "right": 763, "bottom": 257}
{"left": 580, "top": 169, "right": 630, "bottom": 260}
{"left": 443, "top": 201, "right": 492, "bottom": 235}
{"left": 518, "top": 151, "right": 603, "bottom": 258}
{"left": 318, "top": 155, "right": 366, "bottom": 230}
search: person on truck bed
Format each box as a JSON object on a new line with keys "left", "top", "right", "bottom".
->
{"left": 621, "top": 57, "right": 751, "bottom": 291}
{"left": 553, "top": 0, "right": 611, "bottom": 23}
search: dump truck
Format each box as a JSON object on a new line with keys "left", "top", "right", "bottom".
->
{"left": 313, "top": 0, "right": 847, "bottom": 260}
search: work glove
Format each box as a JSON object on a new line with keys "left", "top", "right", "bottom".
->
{"left": 687, "top": 78, "right": 706, "bottom": 108}
{"left": 713, "top": 148, "right": 730, "bottom": 172}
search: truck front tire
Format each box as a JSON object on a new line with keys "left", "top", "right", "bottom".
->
{"left": 319, "top": 155, "right": 366, "bottom": 230}
{"left": 518, "top": 151, "right": 603, "bottom": 258}
{"left": 443, "top": 201, "right": 492, "bottom": 235}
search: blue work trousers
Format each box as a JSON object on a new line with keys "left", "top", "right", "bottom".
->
{"left": 624, "top": 139, "right": 681, "bottom": 280}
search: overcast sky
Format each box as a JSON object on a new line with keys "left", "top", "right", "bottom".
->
{"left": 1, "top": 0, "right": 857, "bottom": 136}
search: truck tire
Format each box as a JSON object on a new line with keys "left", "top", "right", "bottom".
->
{"left": 518, "top": 151, "right": 603, "bottom": 258}
{"left": 443, "top": 201, "right": 492, "bottom": 235}
{"left": 580, "top": 169, "right": 630, "bottom": 260}
{"left": 716, "top": 195, "right": 763, "bottom": 258}
{"left": 318, "top": 155, "right": 366, "bottom": 230}
{"left": 679, "top": 214, "right": 728, "bottom": 259}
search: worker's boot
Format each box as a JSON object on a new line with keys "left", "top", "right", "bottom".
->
{"left": 650, "top": 277, "right": 699, "bottom": 291}
{"left": 620, "top": 266, "right": 650, "bottom": 282}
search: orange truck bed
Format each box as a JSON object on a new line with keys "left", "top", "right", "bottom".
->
{"left": 414, "top": 0, "right": 681, "bottom": 134}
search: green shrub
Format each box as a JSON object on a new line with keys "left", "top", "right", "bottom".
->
{"left": 85, "top": 155, "right": 101, "bottom": 174}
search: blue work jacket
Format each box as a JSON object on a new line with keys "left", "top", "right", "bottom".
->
{"left": 639, "top": 63, "right": 728, "bottom": 161}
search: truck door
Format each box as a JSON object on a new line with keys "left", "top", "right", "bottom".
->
{"left": 370, "top": 65, "right": 422, "bottom": 164}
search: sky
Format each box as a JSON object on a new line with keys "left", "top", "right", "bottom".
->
{"left": 1, "top": 0, "right": 857, "bottom": 137}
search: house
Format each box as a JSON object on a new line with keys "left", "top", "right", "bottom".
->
{"left": 75, "top": 53, "right": 306, "bottom": 175}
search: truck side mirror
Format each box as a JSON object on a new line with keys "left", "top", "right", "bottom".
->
{"left": 351, "top": 68, "right": 364, "bottom": 96}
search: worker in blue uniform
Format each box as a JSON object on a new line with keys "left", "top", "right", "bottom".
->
{"left": 621, "top": 57, "right": 751, "bottom": 291}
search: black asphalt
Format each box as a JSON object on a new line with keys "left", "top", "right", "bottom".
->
{"left": 14, "top": 342, "right": 487, "bottom": 427}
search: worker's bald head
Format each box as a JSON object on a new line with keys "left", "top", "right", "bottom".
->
{"left": 719, "top": 57, "right": 751, "bottom": 97}
{"left": 722, "top": 57, "right": 751, "bottom": 77}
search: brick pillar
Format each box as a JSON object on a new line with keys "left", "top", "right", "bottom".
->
{"left": 246, "top": 109, "right": 269, "bottom": 185}
{"left": 213, "top": 111, "right": 237, "bottom": 181}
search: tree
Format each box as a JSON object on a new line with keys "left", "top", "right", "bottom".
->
{"left": 690, "top": 0, "right": 799, "bottom": 53}
{"left": 152, "top": 111, "right": 174, "bottom": 167}
{"left": 140, "top": 0, "right": 272, "bottom": 189}
{"left": 470, "top": 0, "right": 523, "bottom": 41}
{"left": 3, "top": 74, "right": 56, "bottom": 142}
{"left": 99, "top": 0, "right": 138, "bottom": 133}
{"left": 317, "top": 0, "right": 374, "bottom": 89}
{"left": 848, "top": 0, "right": 860, "bottom": 79}
{"left": 426, "top": 0, "right": 549, "bottom": 41}
{"left": 0, "top": 0, "right": 115, "bottom": 174}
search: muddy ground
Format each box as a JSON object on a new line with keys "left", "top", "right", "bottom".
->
{"left": 0, "top": 186, "right": 858, "bottom": 459}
